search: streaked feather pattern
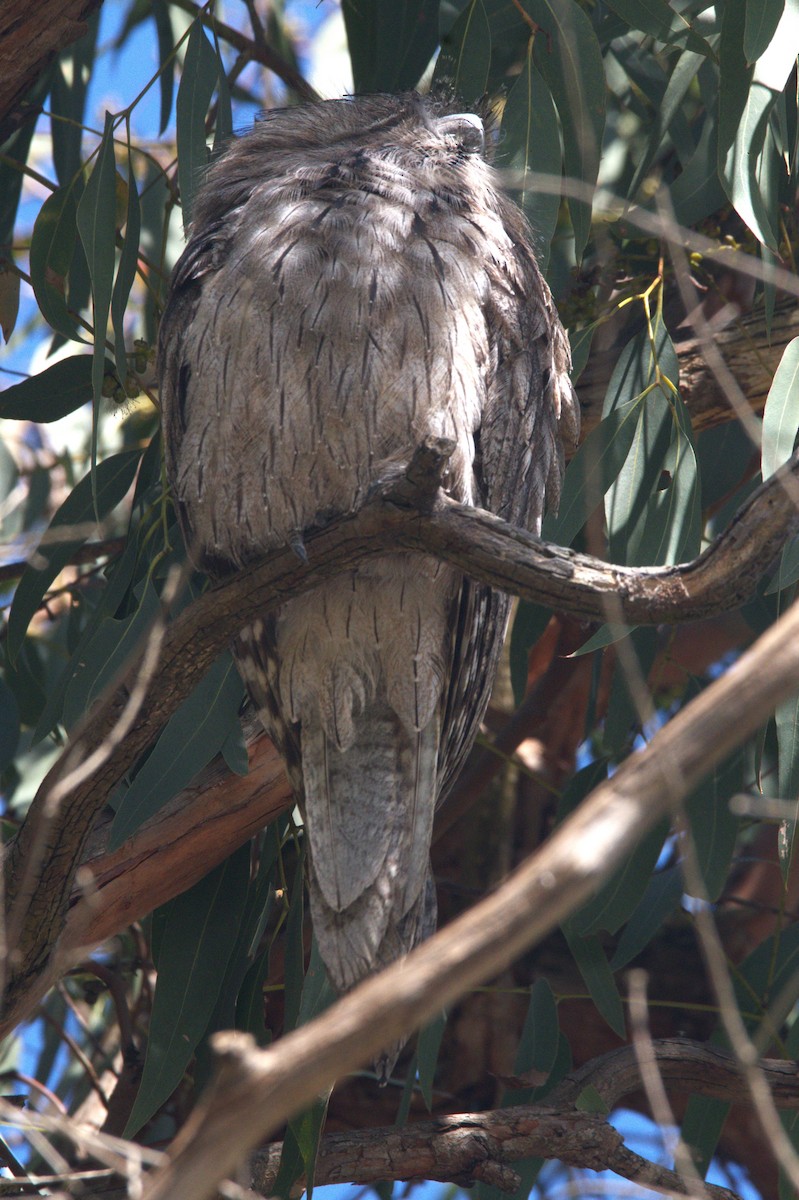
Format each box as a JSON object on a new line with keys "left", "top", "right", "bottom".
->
{"left": 159, "top": 93, "right": 579, "bottom": 1073}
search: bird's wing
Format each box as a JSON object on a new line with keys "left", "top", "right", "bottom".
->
{"left": 436, "top": 217, "right": 580, "bottom": 801}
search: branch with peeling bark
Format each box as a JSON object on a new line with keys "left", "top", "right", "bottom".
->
{"left": 4, "top": 438, "right": 799, "bottom": 1038}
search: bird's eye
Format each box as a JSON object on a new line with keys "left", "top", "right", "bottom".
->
{"left": 435, "top": 113, "right": 485, "bottom": 156}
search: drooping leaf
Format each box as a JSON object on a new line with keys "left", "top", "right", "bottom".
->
{"left": 29, "top": 185, "right": 81, "bottom": 340}
{"left": 604, "top": 0, "right": 711, "bottom": 55}
{"left": 526, "top": 0, "right": 606, "bottom": 258}
{"left": 417, "top": 1013, "right": 447, "bottom": 1110}
{"left": 627, "top": 49, "right": 705, "bottom": 202}
{"left": 152, "top": 0, "right": 176, "bottom": 136}
{"left": 109, "top": 650, "right": 244, "bottom": 848}
{"left": 562, "top": 927, "right": 626, "bottom": 1037}
{"left": 611, "top": 867, "right": 683, "bottom": 970}
{"left": 273, "top": 939, "right": 335, "bottom": 1199}
{"left": 433, "top": 0, "right": 492, "bottom": 102}
{"left": 111, "top": 141, "right": 142, "bottom": 387}
{"left": 685, "top": 751, "right": 743, "bottom": 902}
{"left": 744, "top": 0, "right": 786, "bottom": 62}
{"left": 50, "top": 10, "right": 99, "bottom": 189}
{"left": 176, "top": 22, "right": 217, "bottom": 230}
{"left": 776, "top": 694, "right": 799, "bottom": 876}
{"left": 76, "top": 110, "right": 120, "bottom": 476}
{"left": 124, "top": 848, "right": 251, "bottom": 1136}
{"left": 62, "top": 581, "right": 161, "bottom": 731}
{"left": 7, "top": 450, "right": 141, "bottom": 661}
{"left": 33, "top": 533, "right": 139, "bottom": 742}
{"left": 0, "top": 355, "right": 115, "bottom": 423}
{"left": 0, "top": 678, "right": 20, "bottom": 773}
{"left": 569, "top": 818, "right": 669, "bottom": 937}
{"left": 761, "top": 336, "right": 799, "bottom": 479}
{"left": 499, "top": 47, "right": 561, "bottom": 268}
{"left": 542, "top": 401, "right": 641, "bottom": 547}
{"left": 509, "top": 602, "right": 553, "bottom": 705}
{"left": 0, "top": 260, "right": 20, "bottom": 342}
{"left": 343, "top": 0, "right": 440, "bottom": 93}
{"left": 212, "top": 34, "right": 233, "bottom": 154}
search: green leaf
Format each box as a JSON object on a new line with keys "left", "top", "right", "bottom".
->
{"left": 762, "top": 336, "right": 799, "bottom": 479}
{"left": 152, "top": 0, "right": 176, "bottom": 136}
{"left": 0, "top": 87, "right": 43, "bottom": 250}
{"left": 77, "top": 110, "right": 120, "bottom": 480}
{"left": 236, "top": 948, "right": 272, "bottom": 1046}
{"left": 509, "top": 602, "right": 552, "bottom": 704}
{"left": 7, "top": 450, "right": 141, "bottom": 662}
{"left": 569, "top": 818, "right": 668, "bottom": 936}
{"left": 775, "top": 693, "right": 799, "bottom": 876}
{"left": 109, "top": 650, "right": 244, "bottom": 848}
{"left": 605, "top": 321, "right": 700, "bottom": 567}
{"left": 611, "top": 867, "right": 683, "bottom": 970}
{"left": 575, "top": 1084, "right": 609, "bottom": 1114}
{"left": 417, "top": 1013, "right": 446, "bottom": 1110}
{"left": 717, "top": 0, "right": 780, "bottom": 249}
{"left": 505, "top": 978, "right": 560, "bottom": 1103}
{"left": 542, "top": 402, "right": 640, "bottom": 547}
{"left": 34, "top": 533, "right": 139, "bottom": 742}
{"left": 62, "top": 582, "right": 161, "bottom": 731}
{"left": 111, "top": 147, "right": 142, "bottom": 385}
{"left": 124, "top": 849, "right": 250, "bottom": 1136}
{"left": 685, "top": 752, "right": 742, "bottom": 901}
{"left": 562, "top": 928, "right": 625, "bottom": 1038}
{"left": 766, "top": 535, "right": 799, "bottom": 594}
{"left": 499, "top": 48, "right": 561, "bottom": 269}
{"left": 0, "top": 355, "right": 114, "bottom": 423}
{"left": 273, "top": 939, "right": 335, "bottom": 1199}
{"left": 744, "top": 0, "right": 786, "bottom": 63}
{"left": 627, "top": 49, "right": 705, "bottom": 202}
{"left": 527, "top": 0, "right": 606, "bottom": 258}
{"left": 0, "top": 678, "right": 20, "bottom": 772}
{"left": 604, "top": 0, "right": 711, "bottom": 55}
{"left": 50, "top": 11, "right": 99, "bottom": 188}
{"left": 433, "top": 0, "right": 492, "bottom": 102}
{"left": 29, "top": 186, "right": 81, "bottom": 340}
{"left": 212, "top": 35, "right": 233, "bottom": 154}
{"left": 671, "top": 116, "right": 728, "bottom": 226}
{"left": 343, "top": 0, "right": 439, "bottom": 94}
{"left": 176, "top": 22, "right": 217, "bottom": 230}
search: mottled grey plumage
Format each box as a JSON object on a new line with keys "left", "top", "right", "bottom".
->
{"left": 159, "top": 94, "right": 579, "bottom": 1050}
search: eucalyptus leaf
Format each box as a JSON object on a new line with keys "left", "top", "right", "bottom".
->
{"left": 761, "top": 336, "right": 799, "bottom": 479}
{"left": 434, "top": 0, "right": 492, "bottom": 101}
{"left": 123, "top": 849, "right": 250, "bottom": 1136}
{"left": 109, "top": 650, "right": 244, "bottom": 848}
{"left": 0, "top": 355, "right": 114, "bottom": 423}
{"left": 176, "top": 22, "right": 217, "bottom": 230}
{"left": 527, "top": 0, "right": 606, "bottom": 258}
{"left": 7, "top": 450, "right": 141, "bottom": 662}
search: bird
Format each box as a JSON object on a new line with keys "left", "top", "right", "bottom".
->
{"left": 158, "top": 92, "right": 579, "bottom": 1069}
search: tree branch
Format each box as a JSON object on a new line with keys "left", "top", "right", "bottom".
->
{"left": 4, "top": 440, "right": 798, "bottom": 1036}
{"left": 246, "top": 1039, "right": 796, "bottom": 1199}
{"left": 140, "top": 590, "right": 799, "bottom": 1200}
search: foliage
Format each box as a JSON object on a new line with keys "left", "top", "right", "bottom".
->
{"left": 0, "top": 1, "right": 799, "bottom": 1196}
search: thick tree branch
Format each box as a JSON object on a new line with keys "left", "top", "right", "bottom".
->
{"left": 141, "top": 592, "right": 799, "bottom": 1200}
{"left": 4, "top": 440, "right": 799, "bottom": 1037}
{"left": 249, "top": 1039, "right": 798, "bottom": 1199}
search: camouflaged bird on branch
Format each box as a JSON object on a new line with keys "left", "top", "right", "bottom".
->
{"left": 158, "top": 91, "right": 579, "bottom": 1077}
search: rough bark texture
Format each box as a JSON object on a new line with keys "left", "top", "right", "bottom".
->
{"left": 0, "top": 0, "right": 102, "bottom": 138}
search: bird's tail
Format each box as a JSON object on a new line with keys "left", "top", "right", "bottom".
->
{"left": 301, "top": 697, "right": 439, "bottom": 1073}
